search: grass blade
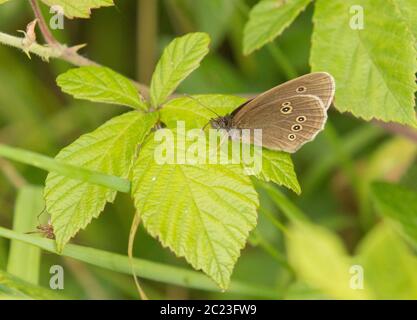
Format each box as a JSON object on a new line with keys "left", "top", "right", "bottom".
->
{"left": 0, "top": 270, "right": 66, "bottom": 300}
{"left": 7, "top": 186, "right": 43, "bottom": 284}
{"left": 0, "top": 144, "right": 130, "bottom": 193}
{"left": 0, "top": 226, "right": 279, "bottom": 299}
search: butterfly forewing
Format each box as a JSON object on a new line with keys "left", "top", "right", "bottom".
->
{"left": 234, "top": 95, "right": 327, "bottom": 153}
{"left": 232, "top": 73, "right": 335, "bottom": 120}
{"left": 209, "top": 72, "right": 334, "bottom": 153}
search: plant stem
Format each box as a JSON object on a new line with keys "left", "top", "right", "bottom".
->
{"left": 253, "top": 179, "right": 308, "bottom": 223}
{"left": 0, "top": 30, "right": 98, "bottom": 67}
{"left": 137, "top": 0, "right": 158, "bottom": 84}
{"left": 0, "top": 144, "right": 130, "bottom": 193}
{"left": 29, "top": 0, "right": 58, "bottom": 46}
{"left": 0, "top": 226, "right": 279, "bottom": 298}
{"left": 0, "top": 158, "right": 26, "bottom": 189}
{"left": 251, "top": 230, "right": 294, "bottom": 275}
{"left": 375, "top": 120, "right": 417, "bottom": 142}
{"left": 0, "top": 31, "right": 61, "bottom": 60}
{"left": 0, "top": 32, "right": 149, "bottom": 97}
{"left": 259, "top": 207, "right": 288, "bottom": 234}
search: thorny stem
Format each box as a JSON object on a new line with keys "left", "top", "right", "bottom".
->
{"left": 0, "top": 3, "right": 415, "bottom": 141}
{"left": 375, "top": 120, "right": 417, "bottom": 142}
{"left": 0, "top": 1, "right": 150, "bottom": 98}
{"left": 29, "top": 0, "right": 58, "bottom": 46}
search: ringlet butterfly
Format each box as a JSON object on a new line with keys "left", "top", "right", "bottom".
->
{"left": 209, "top": 72, "right": 335, "bottom": 153}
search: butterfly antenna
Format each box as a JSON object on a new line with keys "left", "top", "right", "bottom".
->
{"left": 25, "top": 230, "right": 41, "bottom": 235}
{"left": 36, "top": 205, "right": 47, "bottom": 223}
{"left": 184, "top": 94, "right": 221, "bottom": 118}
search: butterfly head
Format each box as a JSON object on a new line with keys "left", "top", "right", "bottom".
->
{"left": 209, "top": 114, "right": 234, "bottom": 131}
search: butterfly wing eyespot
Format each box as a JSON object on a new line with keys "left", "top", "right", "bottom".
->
{"left": 296, "top": 86, "right": 307, "bottom": 93}
{"left": 288, "top": 134, "right": 297, "bottom": 141}
{"left": 280, "top": 103, "right": 293, "bottom": 114}
{"left": 291, "top": 124, "right": 302, "bottom": 132}
{"left": 296, "top": 116, "right": 306, "bottom": 123}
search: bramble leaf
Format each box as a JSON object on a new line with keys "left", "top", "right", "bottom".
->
{"left": 252, "top": 148, "right": 300, "bottom": 194}
{"left": 243, "top": 0, "right": 313, "bottom": 55}
{"left": 190, "top": 0, "right": 237, "bottom": 48}
{"left": 311, "top": 0, "right": 417, "bottom": 127}
{"left": 45, "top": 111, "right": 158, "bottom": 251}
{"left": 356, "top": 223, "right": 417, "bottom": 299}
{"left": 57, "top": 67, "right": 146, "bottom": 110}
{"left": 40, "top": 0, "right": 114, "bottom": 19}
{"left": 287, "top": 222, "right": 371, "bottom": 299}
{"left": 150, "top": 33, "right": 210, "bottom": 108}
{"left": 161, "top": 94, "right": 245, "bottom": 129}
{"left": 161, "top": 95, "right": 300, "bottom": 193}
{"left": 371, "top": 182, "right": 417, "bottom": 247}
{"left": 131, "top": 130, "right": 259, "bottom": 289}
{"left": 395, "top": 0, "right": 417, "bottom": 41}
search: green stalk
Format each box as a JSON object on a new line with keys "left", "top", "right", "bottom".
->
{"left": 7, "top": 186, "right": 43, "bottom": 284}
{"left": 0, "top": 144, "right": 130, "bottom": 193}
{"left": 0, "top": 226, "right": 279, "bottom": 299}
{"left": 250, "top": 230, "right": 294, "bottom": 275}
{"left": 137, "top": 0, "right": 158, "bottom": 84}
{"left": 258, "top": 207, "right": 288, "bottom": 234}
{"left": 253, "top": 179, "right": 308, "bottom": 223}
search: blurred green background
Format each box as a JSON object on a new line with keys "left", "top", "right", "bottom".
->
{"left": 0, "top": 0, "right": 416, "bottom": 300}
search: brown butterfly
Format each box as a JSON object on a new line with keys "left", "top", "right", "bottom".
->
{"left": 210, "top": 72, "right": 335, "bottom": 153}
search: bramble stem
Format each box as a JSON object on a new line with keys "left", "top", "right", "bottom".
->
{"left": 29, "top": 0, "right": 58, "bottom": 46}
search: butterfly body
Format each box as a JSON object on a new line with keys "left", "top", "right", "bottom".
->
{"left": 209, "top": 72, "right": 335, "bottom": 153}
{"left": 209, "top": 114, "right": 235, "bottom": 131}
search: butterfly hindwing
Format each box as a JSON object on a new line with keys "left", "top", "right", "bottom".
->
{"left": 234, "top": 95, "right": 327, "bottom": 153}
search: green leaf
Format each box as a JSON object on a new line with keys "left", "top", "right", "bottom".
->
{"left": 363, "top": 137, "right": 417, "bottom": 184}
{"left": 40, "top": 0, "right": 114, "bottom": 19}
{"left": 0, "top": 270, "right": 65, "bottom": 300}
{"left": 371, "top": 182, "right": 417, "bottom": 247}
{"left": 160, "top": 94, "right": 245, "bottom": 129}
{"left": 253, "top": 148, "right": 300, "bottom": 194}
{"left": 7, "top": 186, "right": 43, "bottom": 284}
{"left": 57, "top": 67, "right": 146, "bottom": 110}
{"left": 287, "top": 222, "right": 371, "bottom": 299}
{"left": 243, "top": 0, "right": 312, "bottom": 55}
{"left": 150, "top": 33, "right": 210, "bottom": 107}
{"left": 254, "top": 180, "right": 307, "bottom": 223}
{"left": 45, "top": 111, "right": 158, "bottom": 251}
{"left": 356, "top": 223, "right": 417, "bottom": 299}
{"left": 161, "top": 95, "right": 300, "bottom": 193}
{"left": 0, "top": 0, "right": 10, "bottom": 4}
{"left": 395, "top": 0, "right": 417, "bottom": 42}
{"left": 190, "top": 0, "right": 237, "bottom": 48}
{"left": 311, "top": 0, "right": 417, "bottom": 127}
{"left": 131, "top": 130, "right": 259, "bottom": 289}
